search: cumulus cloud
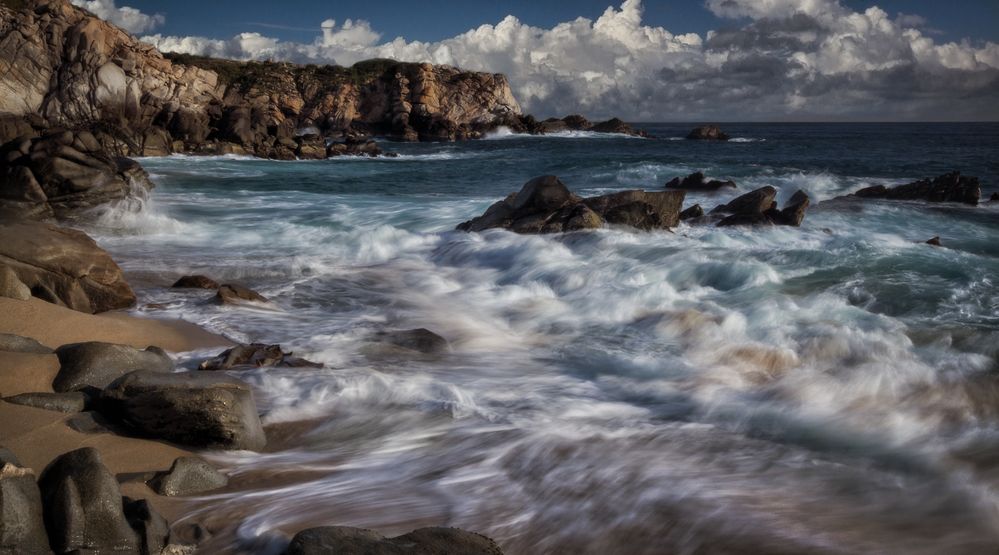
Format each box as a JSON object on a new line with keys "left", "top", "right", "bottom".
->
{"left": 70, "top": 0, "right": 164, "bottom": 34}
{"left": 139, "top": 0, "right": 999, "bottom": 120}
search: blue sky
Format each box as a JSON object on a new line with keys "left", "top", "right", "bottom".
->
{"left": 126, "top": 0, "right": 998, "bottom": 46}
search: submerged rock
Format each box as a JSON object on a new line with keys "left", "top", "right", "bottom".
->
{"left": 53, "top": 341, "right": 173, "bottom": 392}
{"left": 852, "top": 171, "right": 980, "bottom": 205}
{"left": 686, "top": 125, "right": 730, "bottom": 141}
{"left": 457, "top": 175, "right": 684, "bottom": 234}
{"left": 149, "top": 456, "right": 228, "bottom": 497}
{"left": 100, "top": 370, "right": 267, "bottom": 451}
{"left": 665, "top": 171, "right": 736, "bottom": 191}
{"left": 172, "top": 275, "right": 220, "bottom": 289}
{"left": 284, "top": 526, "right": 504, "bottom": 555}
{"left": 0, "top": 219, "right": 136, "bottom": 313}
{"left": 215, "top": 283, "right": 269, "bottom": 305}
{"left": 926, "top": 236, "right": 942, "bottom": 246}
{"left": 199, "top": 343, "right": 322, "bottom": 370}
{"left": 373, "top": 329, "right": 450, "bottom": 354}
{"left": 0, "top": 460, "right": 50, "bottom": 554}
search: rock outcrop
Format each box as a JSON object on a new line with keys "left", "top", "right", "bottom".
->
{"left": 520, "top": 114, "right": 647, "bottom": 137}
{"left": 457, "top": 175, "right": 685, "bottom": 234}
{"left": 0, "top": 219, "right": 136, "bottom": 313}
{"left": 665, "top": 171, "right": 736, "bottom": 191}
{"left": 852, "top": 171, "right": 981, "bottom": 205}
{"left": 686, "top": 125, "right": 730, "bottom": 141}
{"left": 711, "top": 187, "right": 811, "bottom": 227}
{"left": 284, "top": 526, "right": 504, "bottom": 555}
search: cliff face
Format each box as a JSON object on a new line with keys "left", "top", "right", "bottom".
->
{"left": 0, "top": 0, "right": 522, "bottom": 156}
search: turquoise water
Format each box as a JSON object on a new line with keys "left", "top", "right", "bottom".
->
{"left": 90, "top": 123, "right": 999, "bottom": 553}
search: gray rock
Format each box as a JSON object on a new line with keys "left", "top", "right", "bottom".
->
{"left": 679, "top": 204, "right": 704, "bottom": 220}
{"left": 0, "top": 266, "right": 30, "bottom": 301}
{"left": 149, "top": 457, "right": 228, "bottom": 497}
{"left": 37, "top": 447, "right": 140, "bottom": 554}
{"left": 373, "top": 329, "right": 450, "bottom": 354}
{"left": 284, "top": 526, "right": 504, "bottom": 555}
{"left": 215, "top": 283, "right": 269, "bottom": 305}
{"left": 0, "top": 461, "right": 51, "bottom": 554}
{"left": 0, "top": 448, "right": 20, "bottom": 467}
{"left": 171, "top": 275, "right": 219, "bottom": 289}
{"left": 53, "top": 341, "right": 174, "bottom": 392}
{"left": 123, "top": 497, "right": 170, "bottom": 555}
{"left": 0, "top": 333, "right": 52, "bottom": 354}
{"left": 100, "top": 370, "right": 266, "bottom": 451}
{"left": 4, "top": 391, "right": 89, "bottom": 413}
{"left": 198, "top": 343, "right": 322, "bottom": 371}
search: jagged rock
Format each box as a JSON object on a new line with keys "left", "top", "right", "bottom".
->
{"left": 776, "top": 189, "right": 810, "bottom": 226}
{"left": 172, "top": 275, "right": 219, "bottom": 289}
{"left": 665, "top": 172, "right": 736, "bottom": 191}
{"left": 149, "top": 457, "right": 228, "bottom": 497}
{"left": 0, "top": 460, "right": 51, "bottom": 554}
{"left": 0, "top": 266, "right": 30, "bottom": 301}
{"left": 215, "top": 283, "right": 269, "bottom": 305}
{"left": 4, "top": 391, "right": 89, "bottom": 413}
{"left": 715, "top": 188, "right": 811, "bottom": 227}
{"left": 679, "top": 204, "right": 704, "bottom": 220}
{"left": 686, "top": 125, "right": 730, "bottom": 141}
{"left": 53, "top": 341, "right": 173, "bottom": 392}
{"left": 457, "top": 176, "right": 683, "bottom": 234}
{"left": 284, "top": 526, "right": 504, "bottom": 555}
{"left": 0, "top": 219, "right": 136, "bottom": 313}
{"left": 590, "top": 118, "right": 648, "bottom": 137}
{"left": 0, "top": 333, "right": 52, "bottom": 354}
{"left": 37, "top": 447, "right": 140, "bottom": 554}
{"left": 373, "top": 329, "right": 450, "bottom": 354}
{"left": 926, "top": 236, "right": 942, "bottom": 246}
{"left": 852, "top": 172, "right": 980, "bottom": 205}
{"left": 100, "top": 370, "right": 267, "bottom": 451}
{"left": 561, "top": 114, "right": 591, "bottom": 129}
{"left": 712, "top": 186, "right": 778, "bottom": 215}
{"left": 123, "top": 497, "right": 170, "bottom": 555}
{"left": 0, "top": 130, "right": 154, "bottom": 221}
{"left": 198, "top": 343, "right": 322, "bottom": 370}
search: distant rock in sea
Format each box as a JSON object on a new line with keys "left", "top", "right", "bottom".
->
{"left": 686, "top": 125, "right": 730, "bottom": 141}
{"left": 851, "top": 171, "right": 980, "bottom": 205}
{"left": 666, "top": 171, "right": 737, "bottom": 191}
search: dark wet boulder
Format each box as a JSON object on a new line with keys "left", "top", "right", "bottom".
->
{"left": 926, "top": 236, "right": 942, "bottom": 246}
{"left": 198, "top": 343, "right": 322, "bottom": 370}
{"left": 686, "top": 125, "right": 730, "bottom": 141}
{"left": 4, "top": 391, "right": 89, "bottom": 413}
{"left": 715, "top": 188, "right": 811, "bottom": 227}
{"left": 0, "top": 333, "right": 52, "bottom": 354}
{"left": 123, "top": 497, "right": 170, "bottom": 555}
{"left": 852, "top": 172, "right": 980, "bottom": 205}
{"left": 373, "top": 329, "right": 450, "bottom": 354}
{"left": 37, "top": 447, "right": 139, "bottom": 554}
{"left": 775, "top": 189, "right": 810, "bottom": 226}
{"left": 0, "top": 459, "right": 51, "bottom": 554}
{"left": 590, "top": 118, "right": 648, "bottom": 137}
{"left": 0, "top": 219, "right": 136, "bottom": 313}
{"left": 284, "top": 526, "right": 504, "bottom": 555}
{"left": 149, "top": 456, "right": 228, "bottom": 497}
{"left": 215, "top": 283, "right": 269, "bottom": 305}
{"left": 171, "top": 275, "right": 220, "bottom": 289}
{"left": 583, "top": 190, "right": 685, "bottom": 230}
{"left": 53, "top": 341, "right": 173, "bottom": 392}
{"left": 712, "top": 186, "right": 777, "bottom": 216}
{"left": 0, "top": 266, "right": 31, "bottom": 301}
{"left": 665, "top": 172, "right": 736, "bottom": 191}
{"left": 679, "top": 204, "right": 704, "bottom": 220}
{"left": 100, "top": 370, "right": 267, "bottom": 451}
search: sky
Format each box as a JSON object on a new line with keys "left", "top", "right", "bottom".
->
{"left": 70, "top": 0, "right": 999, "bottom": 121}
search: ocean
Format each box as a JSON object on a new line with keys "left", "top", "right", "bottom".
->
{"left": 90, "top": 122, "right": 999, "bottom": 553}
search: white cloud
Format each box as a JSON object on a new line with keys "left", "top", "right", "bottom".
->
{"left": 70, "top": 0, "right": 164, "bottom": 34}
{"left": 138, "top": 0, "right": 999, "bottom": 121}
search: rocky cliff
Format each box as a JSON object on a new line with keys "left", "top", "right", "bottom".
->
{"left": 0, "top": 0, "right": 522, "bottom": 157}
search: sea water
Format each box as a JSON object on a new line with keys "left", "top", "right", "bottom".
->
{"left": 89, "top": 123, "right": 999, "bottom": 553}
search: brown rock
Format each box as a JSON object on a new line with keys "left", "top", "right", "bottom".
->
{"left": 712, "top": 186, "right": 778, "bottom": 215}
{"left": 171, "top": 275, "right": 219, "bottom": 289}
{"left": 853, "top": 172, "right": 980, "bottom": 205}
{"left": 215, "top": 283, "right": 268, "bottom": 305}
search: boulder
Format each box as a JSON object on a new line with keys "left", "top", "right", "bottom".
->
{"left": 0, "top": 333, "right": 52, "bottom": 354}
{"left": 583, "top": 190, "right": 686, "bottom": 230}
{"left": 711, "top": 186, "right": 777, "bottom": 215}
{"left": 373, "top": 329, "right": 450, "bottom": 354}
{"left": 686, "top": 125, "right": 730, "bottom": 141}
{"left": 679, "top": 204, "right": 704, "bottom": 220}
{"left": 776, "top": 189, "right": 810, "bottom": 226}
{"left": 53, "top": 342, "right": 173, "bottom": 392}
{"left": 0, "top": 461, "right": 51, "bottom": 554}
{"left": 37, "top": 448, "right": 140, "bottom": 554}
{"left": 0, "top": 219, "right": 136, "bottom": 313}
{"left": 926, "top": 236, "right": 942, "bottom": 246}
{"left": 665, "top": 171, "right": 736, "bottom": 191}
{"left": 100, "top": 370, "right": 267, "bottom": 451}
{"left": 123, "top": 497, "right": 170, "bottom": 555}
{"left": 4, "top": 392, "right": 89, "bottom": 413}
{"left": 715, "top": 189, "right": 812, "bottom": 227}
{"left": 589, "top": 118, "right": 648, "bottom": 137}
{"left": 0, "top": 266, "right": 30, "bottom": 301}
{"left": 215, "top": 283, "right": 269, "bottom": 305}
{"left": 283, "top": 526, "right": 504, "bottom": 555}
{"left": 149, "top": 457, "right": 228, "bottom": 497}
{"left": 852, "top": 172, "right": 980, "bottom": 205}
{"left": 171, "top": 275, "right": 219, "bottom": 289}
{"left": 198, "top": 343, "right": 322, "bottom": 370}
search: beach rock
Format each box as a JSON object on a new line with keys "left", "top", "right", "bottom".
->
{"left": 100, "top": 370, "right": 267, "bottom": 451}
{"left": 679, "top": 204, "right": 704, "bottom": 220}
{"left": 0, "top": 333, "right": 52, "bottom": 354}
{"left": 171, "top": 275, "right": 220, "bottom": 289}
{"left": 0, "top": 219, "right": 136, "bottom": 313}
{"left": 53, "top": 341, "right": 173, "bottom": 392}
{"left": 665, "top": 172, "right": 736, "bottom": 191}
{"left": 215, "top": 283, "right": 269, "bottom": 305}
{"left": 712, "top": 186, "right": 777, "bottom": 215}
{"left": 123, "top": 497, "right": 170, "bottom": 555}
{"left": 373, "top": 329, "right": 450, "bottom": 354}
{"left": 4, "top": 391, "right": 89, "bottom": 413}
{"left": 926, "top": 236, "right": 942, "bottom": 246}
{"left": 198, "top": 343, "right": 322, "bottom": 370}
{"left": 852, "top": 172, "right": 980, "bottom": 205}
{"left": 0, "top": 266, "right": 30, "bottom": 301}
{"left": 149, "top": 457, "right": 228, "bottom": 497}
{"left": 686, "top": 125, "right": 730, "bottom": 141}
{"left": 0, "top": 460, "right": 51, "bottom": 555}
{"left": 283, "top": 526, "right": 504, "bottom": 555}
{"left": 37, "top": 447, "right": 140, "bottom": 554}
